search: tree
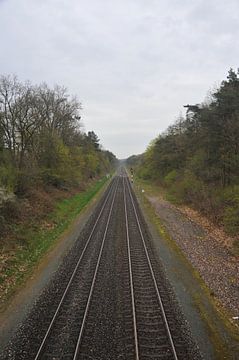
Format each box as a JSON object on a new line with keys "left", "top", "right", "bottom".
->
{"left": 87, "top": 131, "right": 100, "bottom": 150}
{"left": 0, "top": 74, "right": 117, "bottom": 193}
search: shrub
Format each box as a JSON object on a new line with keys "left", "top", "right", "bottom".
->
{"left": 166, "top": 170, "right": 204, "bottom": 205}
{"left": 1, "top": 197, "right": 20, "bottom": 220}
{"left": 223, "top": 206, "right": 239, "bottom": 235}
{"left": 164, "top": 170, "right": 178, "bottom": 186}
{"left": 41, "top": 169, "right": 65, "bottom": 188}
{"left": 0, "top": 164, "right": 17, "bottom": 191}
{"left": 222, "top": 185, "right": 239, "bottom": 235}
{"left": 137, "top": 167, "right": 152, "bottom": 180}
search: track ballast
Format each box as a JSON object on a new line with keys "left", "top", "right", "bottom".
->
{"left": 1, "top": 172, "right": 200, "bottom": 360}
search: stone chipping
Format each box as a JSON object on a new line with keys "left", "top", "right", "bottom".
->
{"left": 147, "top": 196, "right": 239, "bottom": 318}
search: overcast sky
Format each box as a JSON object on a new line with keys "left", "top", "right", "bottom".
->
{"left": 0, "top": 0, "right": 238, "bottom": 158}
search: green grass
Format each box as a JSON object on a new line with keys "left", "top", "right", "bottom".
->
{"left": 0, "top": 177, "right": 108, "bottom": 309}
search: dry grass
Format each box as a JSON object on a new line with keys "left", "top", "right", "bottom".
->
{"left": 179, "top": 205, "right": 238, "bottom": 252}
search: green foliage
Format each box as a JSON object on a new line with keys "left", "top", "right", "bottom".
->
{"left": 0, "top": 75, "right": 117, "bottom": 194}
{"left": 177, "top": 171, "right": 204, "bottom": 203}
{"left": 0, "top": 163, "right": 16, "bottom": 191}
{"left": 87, "top": 131, "right": 100, "bottom": 150}
{"left": 164, "top": 170, "right": 178, "bottom": 186}
{"left": 137, "top": 165, "right": 152, "bottom": 180}
{"left": 166, "top": 170, "right": 204, "bottom": 205}
{"left": 129, "top": 68, "right": 239, "bottom": 238}
{"left": 0, "top": 177, "right": 108, "bottom": 306}
{"left": 222, "top": 186, "right": 239, "bottom": 235}
{"left": 223, "top": 207, "right": 239, "bottom": 236}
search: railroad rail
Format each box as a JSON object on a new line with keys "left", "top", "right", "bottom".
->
{"left": 123, "top": 174, "right": 179, "bottom": 359}
{"left": 33, "top": 177, "right": 119, "bottom": 360}
{"left": 19, "top": 171, "right": 191, "bottom": 359}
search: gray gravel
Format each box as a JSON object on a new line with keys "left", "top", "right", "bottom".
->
{"left": 147, "top": 196, "right": 239, "bottom": 317}
{"left": 0, "top": 178, "right": 203, "bottom": 359}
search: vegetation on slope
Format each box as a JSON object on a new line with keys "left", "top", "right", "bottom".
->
{"left": 0, "top": 74, "right": 117, "bottom": 232}
{"left": 0, "top": 177, "right": 108, "bottom": 309}
{"left": 127, "top": 69, "right": 239, "bottom": 252}
{"left": 0, "top": 75, "right": 117, "bottom": 306}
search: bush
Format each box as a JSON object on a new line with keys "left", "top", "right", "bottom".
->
{"left": 0, "top": 189, "right": 18, "bottom": 237}
{"left": 222, "top": 185, "right": 239, "bottom": 235}
{"left": 15, "top": 171, "right": 38, "bottom": 195}
{"left": 223, "top": 206, "right": 239, "bottom": 235}
{"left": 0, "top": 164, "right": 17, "bottom": 191}
{"left": 166, "top": 170, "right": 204, "bottom": 205}
{"left": 1, "top": 197, "right": 20, "bottom": 220}
{"left": 137, "top": 166, "right": 152, "bottom": 180}
{"left": 164, "top": 170, "right": 178, "bottom": 186}
{"left": 0, "top": 214, "right": 5, "bottom": 234}
{"left": 41, "top": 169, "right": 65, "bottom": 188}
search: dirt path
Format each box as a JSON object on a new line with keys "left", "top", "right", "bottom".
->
{"left": 147, "top": 196, "right": 239, "bottom": 318}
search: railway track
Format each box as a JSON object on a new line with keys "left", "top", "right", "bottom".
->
{"left": 33, "top": 177, "right": 119, "bottom": 360}
{"left": 7, "top": 171, "right": 195, "bottom": 360}
{"left": 123, "top": 175, "right": 184, "bottom": 359}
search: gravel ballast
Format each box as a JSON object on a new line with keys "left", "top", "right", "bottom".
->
{"left": 0, "top": 177, "right": 202, "bottom": 359}
{"left": 147, "top": 196, "right": 239, "bottom": 317}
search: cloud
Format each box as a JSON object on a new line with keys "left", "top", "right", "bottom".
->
{"left": 0, "top": 0, "right": 238, "bottom": 158}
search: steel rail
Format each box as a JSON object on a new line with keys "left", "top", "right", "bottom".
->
{"left": 34, "top": 177, "right": 117, "bottom": 360}
{"left": 125, "top": 175, "right": 179, "bottom": 360}
{"left": 72, "top": 177, "right": 119, "bottom": 360}
{"left": 123, "top": 176, "right": 140, "bottom": 360}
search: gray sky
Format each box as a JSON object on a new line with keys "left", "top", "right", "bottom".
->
{"left": 0, "top": 0, "right": 239, "bottom": 158}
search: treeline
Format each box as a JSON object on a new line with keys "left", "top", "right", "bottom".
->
{"left": 0, "top": 75, "right": 117, "bottom": 195}
{"left": 128, "top": 69, "right": 239, "bottom": 240}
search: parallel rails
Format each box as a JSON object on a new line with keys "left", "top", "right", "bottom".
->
{"left": 34, "top": 177, "right": 119, "bottom": 360}
{"left": 33, "top": 172, "right": 185, "bottom": 359}
{"left": 123, "top": 175, "right": 179, "bottom": 359}
{"left": 72, "top": 179, "right": 118, "bottom": 360}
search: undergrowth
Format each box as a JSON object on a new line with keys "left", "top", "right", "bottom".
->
{"left": 0, "top": 177, "right": 108, "bottom": 310}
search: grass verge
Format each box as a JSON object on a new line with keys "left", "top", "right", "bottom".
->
{"left": 0, "top": 176, "right": 108, "bottom": 311}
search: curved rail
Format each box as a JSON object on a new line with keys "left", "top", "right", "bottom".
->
{"left": 124, "top": 174, "right": 179, "bottom": 360}
{"left": 34, "top": 177, "right": 118, "bottom": 360}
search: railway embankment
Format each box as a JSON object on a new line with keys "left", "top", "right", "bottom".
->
{"left": 134, "top": 179, "right": 239, "bottom": 359}
{"left": 0, "top": 175, "right": 201, "bottom": 359}
{"left": 0, "top": 177, "right": 108, "bottom": 314}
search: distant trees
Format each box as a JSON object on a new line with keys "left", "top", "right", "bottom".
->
{"left": 0, "top": 75, "right": 117, "bottom": 193}
{"left": 129, "top": 69, "right": 239, "bottom": 240}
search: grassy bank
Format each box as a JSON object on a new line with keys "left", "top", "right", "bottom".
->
{"left": 0, "top": 176, "right": 108, "bottom": 310}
